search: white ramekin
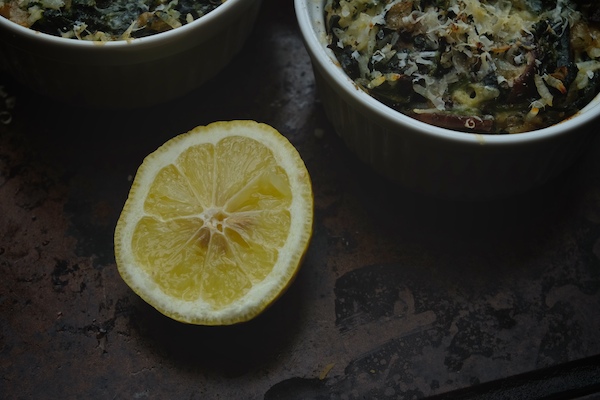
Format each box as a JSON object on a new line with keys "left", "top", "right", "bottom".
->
{"left": 0, "top": 0, "right": 263, "bottom": 108}
{"left": 295, "top": 0, "right": 600, "bottom": 200}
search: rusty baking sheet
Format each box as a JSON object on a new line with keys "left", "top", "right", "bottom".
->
{"left": 1, "top": 1, "right": 599, "bottom": 398}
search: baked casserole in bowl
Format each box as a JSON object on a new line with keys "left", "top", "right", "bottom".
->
{"left": 0, "top": 0, "right": 263, "bottom": 108}
{"left": 295, "top": 0, "right": 600, "bottom": 199}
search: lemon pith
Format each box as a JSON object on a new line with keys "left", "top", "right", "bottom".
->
{"left": 114, "top": 121, "right": 313, "bottom": 325}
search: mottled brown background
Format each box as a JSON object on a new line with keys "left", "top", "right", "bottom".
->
{"left": 1, "top": 1, "right": 599, "bottom": 399}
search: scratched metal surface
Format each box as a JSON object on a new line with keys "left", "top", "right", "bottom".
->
{"left": 1, "top": 1, "right": 600, "bottom": 399}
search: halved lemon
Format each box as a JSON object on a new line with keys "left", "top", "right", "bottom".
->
{"left": 114, "top": 120, "right": 313, "bottom": 325}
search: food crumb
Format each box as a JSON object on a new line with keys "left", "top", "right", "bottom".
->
{"left": 0, "top": 84, "right": 16, "bottom": 125}
{"left": 319, "top": 363, "right": 335, "bottom": 380}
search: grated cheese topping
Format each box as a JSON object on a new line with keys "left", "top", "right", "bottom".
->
{"left": 325, "top": 0, "right": 600, "bottom": 133}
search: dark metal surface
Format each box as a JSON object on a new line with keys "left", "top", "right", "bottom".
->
{"left": 1, "top": 1, "right": 600, "bottom": 398}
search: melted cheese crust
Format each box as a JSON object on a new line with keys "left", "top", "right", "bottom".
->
{"left": 326, "top": 0, "right": 600, "bottom": 133}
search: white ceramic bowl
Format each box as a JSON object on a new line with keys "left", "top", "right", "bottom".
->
{"left": 295, "top": 0, "right": 600, "bottom": 200}
{"left": 0, "top": 0, "right": 262, "bottom": 108}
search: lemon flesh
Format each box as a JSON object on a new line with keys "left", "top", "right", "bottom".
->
{"left": 114, "top": 121, "right": 313, "bottom": 325}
